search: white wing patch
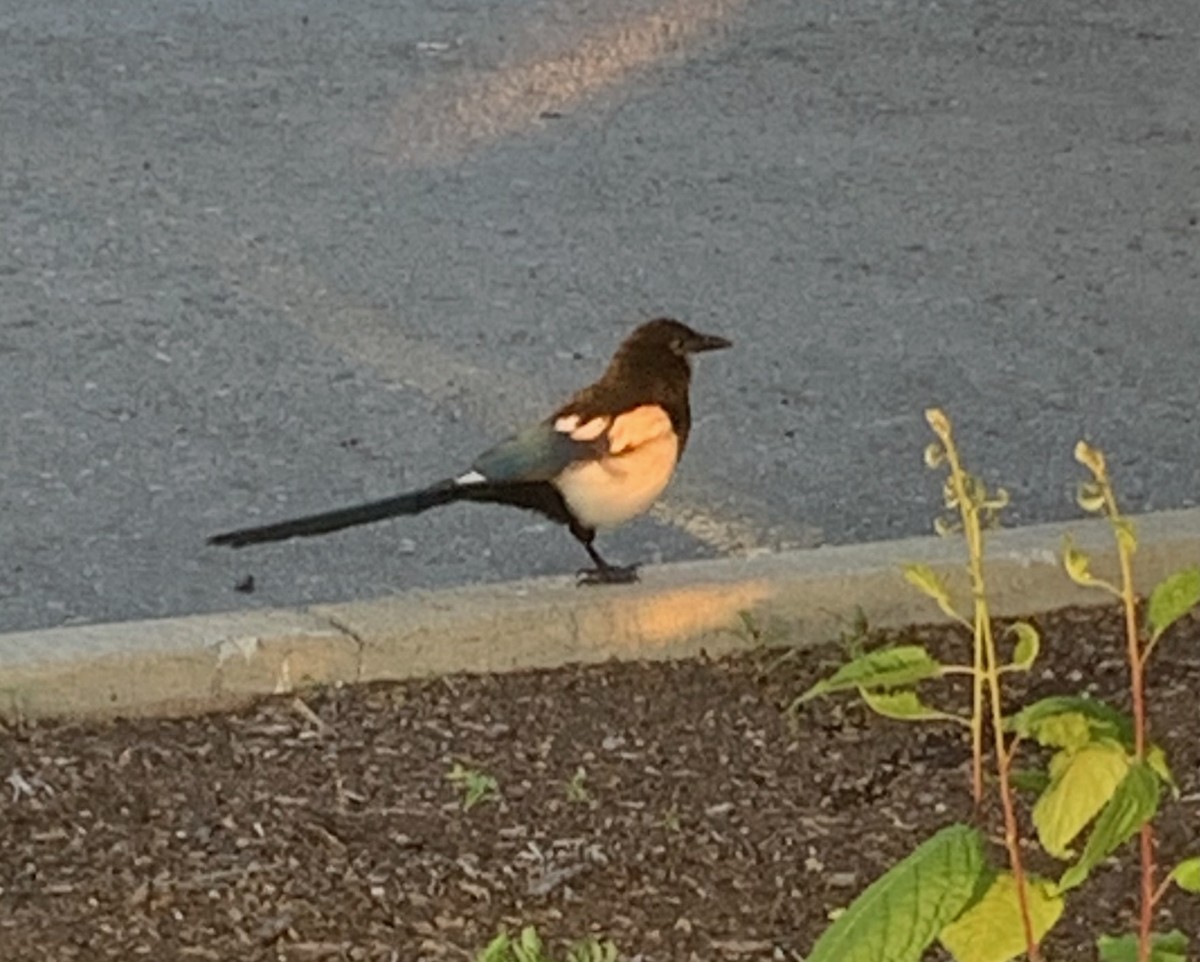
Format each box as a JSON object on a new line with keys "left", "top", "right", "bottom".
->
{"left": 554, "top": 413, "right": 610, "bottom": 441}
{"left": 555, "top": 405, "right": 672, "bottom": 454}
{"left": 455, "top": 470, "right": 487, "bottom": 485}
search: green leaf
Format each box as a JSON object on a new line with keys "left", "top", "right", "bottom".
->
{"left": 796, "top": 645, "right": 944, "bottom": 704}
{"left": 1147, "top": 744, "right": 1178, "bottom": 796}
{"left": 805, "top": 824, "right": 987, "bottom": 962}
{"left": 1006, "top": 696, "right": 1132, "bottom": 747}
{"left": 942, "top": 478, "right": 960, "bottom": 510}
{"left": 515, "top": 926, "right": 545, "bottom": 962}
{"left": 1008, "top": 769, "right": 1050, "bottom": 794}
{"left": 1169, "top": 855, "right": 1200, "bottom": 894}
{"left": 859, "top": 687, "right": 963, "bottom": 724}
{"left": 1147, "top": 567, "right": 1200, "bottom": 643}
{"left": 476, "top": 932, "right": 512, "bottom": 962}
{"left": 447, "top": 763, "right": 499, "bottom": 811}
{"left": 1062, "top": 540, "right": 1096, "bottom": 585}
{"left": 934, "top": 515, "right": 960, "bottom": 537}
{"left": 1057, "top": 762, "right": 1160, "bottom": 893}
{"left": 567, "top": 938, "right": 618, "bottom": 962}
{"left": 1074, "top": 439, "right": 1107, "bottom": 475}
{"left": 1076, "top": 481, "right": 1106, "bottom": 514}
{"left": 475, "top": 927, "right": 617, "bottom": 962}
{"left": 1114, "top": 517, "right": 1138, "bottom": 555}
{"left": 1038, "top": 713, "right": 1098, "bottom": 752}
{"left": 1008, "top": 699, "right": 1170, "bottom": 778}
{"left": 1006, "top": 621, "right": 1040, "bottom": 671}
{"left": 1062, "top": 538, "right": 1119, "bottom": 594}
{"left": 1097, "top": 930, "right": 1189, "bottom": 962}
{"left": 1034, "top": 740, "right": 1129, "bottom": 859}
{"left": 983, "top": 486, "right": 1010, "bottom": 513}
{"left": 939, "top": 873, "right": 1063, "bottom": 962}
{"left": 902, "top": 563, "right": 966, "bottom": 623}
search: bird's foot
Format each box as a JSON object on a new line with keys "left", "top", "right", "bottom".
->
{"left": 576, "top": 563, "right": 640, "bottom": 586}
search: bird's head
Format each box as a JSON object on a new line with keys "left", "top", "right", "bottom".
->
{"left": 600, "top": 317, "right": 731, "bottom": 400}
{"left": 621, "top": 318, "right": 732, "bottom": 359}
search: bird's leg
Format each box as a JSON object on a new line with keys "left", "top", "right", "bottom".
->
{"left": 579, "top": 541, "right": 640, "bottom": 585}
{"left": 571, "top": 523, "right": 639, "bottom": 586}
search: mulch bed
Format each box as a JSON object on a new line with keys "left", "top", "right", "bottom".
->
{"left": 2, "top": 605, "right": 1198, "bottom": 961}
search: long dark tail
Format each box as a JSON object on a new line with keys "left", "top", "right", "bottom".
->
{"left": 207, "top": 480, "right": 467, "bottom": 548}
{"left": 207, "top": 478, "right": 572, "bottom": 548}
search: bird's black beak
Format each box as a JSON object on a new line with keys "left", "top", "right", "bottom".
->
{"left": 687, "top": 331, "right": 732, "bottom": 354}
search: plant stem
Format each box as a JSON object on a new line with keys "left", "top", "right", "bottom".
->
{"left": 1115, "top": 534, "right": 1146, "bottom": 762}
{"left": 974, "top": 550, "right": 1041, "bottom": 962}
{"left": 1120, "top": 559, "right": 1156, "bottom": 962}
{"left": 972, "top": 615, "right": 985, "bottom": 807}
{"left": 934, "top": 413, "right": 1040, "bottom": 960}
{"left": 1150, "top": 873, "right": 1174, "bottom": 908}
{"left": 985, "top": 635, "right": 1041, "bottom": 962}
{"left": 1097, "top": 470, "right": 1156, "bottom": 962}
{"left": 1124, "top": 576, "right": 1156, "bottom": 961}
{"left": 937, "top": 428, "right": 985, "bottom": 805}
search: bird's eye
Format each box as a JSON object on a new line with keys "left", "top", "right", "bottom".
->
{"left": 671, "top": 337, "right": 685, "bottom": 354}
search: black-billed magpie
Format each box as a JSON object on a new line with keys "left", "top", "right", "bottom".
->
{"left": 208, "top": 318, "right": 731, "bottom": 584}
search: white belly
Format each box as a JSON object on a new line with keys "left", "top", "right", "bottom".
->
{"left": 553, "top": 432, "right": 680, "bottom": 529}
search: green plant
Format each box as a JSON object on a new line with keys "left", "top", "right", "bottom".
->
{"left": 446, "top": 761, "right": 499, "bottom": 811}
{"left": 766, "top": 606, "right": 870, "bottom": 683}
{"left": 565, "top": 767, "right": 590, "bottom": 803}
{"left": 475, "top": 925, "right": 618, "bottom": 962}
{"left": 796, "top": 410, "right": 1199, "bottom": 962}
{"left": 1067, "top": 441, "right": 1200, "bottom": 961}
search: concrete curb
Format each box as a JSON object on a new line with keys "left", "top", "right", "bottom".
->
{"left": 2, "top": 509, "right": 1198, "bottom": 722}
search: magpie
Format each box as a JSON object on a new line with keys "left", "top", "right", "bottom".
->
{"left": 207, "top": 318, "right": 731, "bottom": 584}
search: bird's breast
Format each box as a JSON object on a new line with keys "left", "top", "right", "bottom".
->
{"left": 552, "top": 431, "right": 680, "bottom": 529}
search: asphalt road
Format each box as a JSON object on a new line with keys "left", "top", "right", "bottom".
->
{"left": 2, "top": 0, "right": 1198, "bottom": 633}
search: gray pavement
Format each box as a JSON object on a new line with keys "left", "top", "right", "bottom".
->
{"left": 2, "top": 0, "right": 1198, "bottom": 633}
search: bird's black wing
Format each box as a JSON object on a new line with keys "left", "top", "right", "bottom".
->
{"left": 468, "top": 420, "right": 606, "bottom": 482}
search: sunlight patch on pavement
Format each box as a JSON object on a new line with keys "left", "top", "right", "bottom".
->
{"left": 372, "top": 0, "right": 748, "bottom": 166}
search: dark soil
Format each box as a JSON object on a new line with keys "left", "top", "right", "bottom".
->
{"left": 2, "top": 605, "right": 1198, "bottom": 961}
